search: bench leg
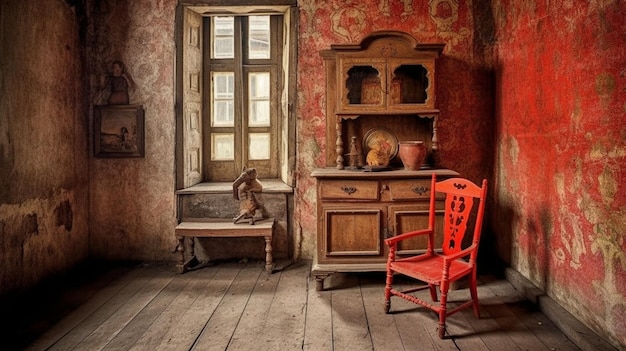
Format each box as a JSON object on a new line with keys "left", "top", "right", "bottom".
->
{"left": 189, "top": 236, "right": 195, "bottom": 257}
{"left": 176, "top": 237, "right": 199, "bottom": 274}
{"left": 175, "top": 236, "right": 185, "bottom": 272}
{"left": 264, "top": 235, "right": 273, "bottom": 273}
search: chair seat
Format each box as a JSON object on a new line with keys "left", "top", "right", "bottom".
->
{"left": 390, "top": 254, "right": 473, "bottom": 284}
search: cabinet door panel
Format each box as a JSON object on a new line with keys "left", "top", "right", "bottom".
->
{"left": 390, "top": 205, "right": 443, "bottom": 255}
{"left": 324, "top": 208, "right": 382, "bottom": 256}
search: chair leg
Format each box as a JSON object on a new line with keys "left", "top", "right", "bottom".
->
{"left": 429, "top": 284, "right": 438, "bottom": 302}
{"left": 438, "top": 284, "right": 449, "bottom": 339}
{"left": 384, "top": 269, "right": 393, "bottom": 313}
{"left": 470, "top": 271, "right": 480, "bottom": 318}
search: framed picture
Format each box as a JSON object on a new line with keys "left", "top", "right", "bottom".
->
{"left": 94, "top": 104, "right": 145, "bottom": 158}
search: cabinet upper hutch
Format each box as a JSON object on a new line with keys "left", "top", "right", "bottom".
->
{"left": 320, "top": 31, "right": 445, "bottom": 169}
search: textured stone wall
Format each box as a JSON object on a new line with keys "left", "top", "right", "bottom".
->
{"left": 0, "top": 0, "right": 89, "bottom": 294}
{"left": 491, "top": 1, "right": 626, "bottom": 347}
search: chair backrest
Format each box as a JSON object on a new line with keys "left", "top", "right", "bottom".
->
{"left": 434, "top": 176, "right": 488, "bottom": 258}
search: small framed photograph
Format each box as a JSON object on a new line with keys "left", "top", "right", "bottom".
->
{"left": 94, "top": 104, "right": 145, "bottom": 158}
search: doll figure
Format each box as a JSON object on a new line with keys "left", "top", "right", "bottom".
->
{"left": 106, "top": 60, "right": 135, "bottom": 105}
{"left": 232, "top": 167, "right": 264, "bottom": 224}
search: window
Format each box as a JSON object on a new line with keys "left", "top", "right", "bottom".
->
{"left": 176, "top": 5, "right": 295, "bottom": 187}
{"left": 206, "top": 15, "right": 279, "bottom": 181}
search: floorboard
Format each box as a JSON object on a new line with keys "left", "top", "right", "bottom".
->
{"left": 47, "top": 265, "right": 161, "bottom": 351}
{"left": 255, "top": 261, "right": 309, "bottom": 350}
{"left": 358, "top": 273, "right": 405, "bottom": 351}
{"left": 107, "top": 267, "right": 206, "bottom": 350}
{"left": 303, "top": 272, "right": 333, "bottom": 351}
{"left": 10, "top": 260, "right": 585, "bottom": 351}
{"left": 192, "top": 263, "right": 262, "bottom": 351}
{"left": 225, "top": 264, "right": 282, "bottom": 349}
{"left": 330, "top": 274, "right": 373, "bottom": 350}
{"left": 75, "top": 272, "right": 175, "bottom": 350}
{"left": 24, "top": 264, "right": 143, "bottom": 351}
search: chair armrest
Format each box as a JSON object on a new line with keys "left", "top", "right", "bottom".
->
{"left": 443, "top": 244, "right": 476, "bottom": 265}
{"left": 385, "top": 228, "right": 432, "bottom": 246}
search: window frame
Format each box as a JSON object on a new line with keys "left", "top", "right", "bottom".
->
{"left": 175, "top": 3, "right": 297, "bottom": 189}
{"left": 204, "top": 15, "right": 281, "bottom": 181}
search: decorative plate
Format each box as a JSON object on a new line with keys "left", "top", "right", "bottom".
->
{"left": 362, "top": 127, "right": 399, "bottom": 161}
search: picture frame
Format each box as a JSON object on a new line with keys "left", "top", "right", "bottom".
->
{"left": 94, "top": 104, "right": 145, "bottom": 158}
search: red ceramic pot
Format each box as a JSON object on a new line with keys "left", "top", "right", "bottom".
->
{"left": 398, "top": 141, "right": 426, "bottom": 170}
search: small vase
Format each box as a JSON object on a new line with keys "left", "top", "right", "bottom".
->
{"left": 398, "top": 141, "right": 427, "bottom": 171}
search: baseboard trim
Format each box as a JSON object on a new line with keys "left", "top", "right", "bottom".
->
{"left": 505, "top": 268, "right": 619, "bottom": 351}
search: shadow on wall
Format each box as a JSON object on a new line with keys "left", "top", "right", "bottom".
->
{"left": 487, "top": 198, "right": 551, "bottom": 290}
{"left": 524, "top": 203, "right": 551, "bottom": 290}
{"left": 434, "top": 56, "right": 497, "bottom": 276}
{"left": 481, "top": 199, "right": 518, "bottom": 279}
{"left": 435, "top": 57, "right": 496, "bottom": 181}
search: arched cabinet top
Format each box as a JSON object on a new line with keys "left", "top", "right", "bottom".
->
{"left": 323, "top": 31, "right": 445, "bottom": 57}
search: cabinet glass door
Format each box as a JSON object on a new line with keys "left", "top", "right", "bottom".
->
{"left": 338, "top": 59, "right": 386, "bottom": 112}
{"left": 387, "top": 60, "right": 436, "bottom": 109}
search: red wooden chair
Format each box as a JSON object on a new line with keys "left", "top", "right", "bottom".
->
{"left": 384, "top": 174, "right": 488, "bottom": 338}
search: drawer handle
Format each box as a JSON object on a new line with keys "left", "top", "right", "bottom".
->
{"left": 411, "top": 186, "right": 429, "bottom": 195}
{"left": 341, "top": 186, "right": 357, "bottom": 195}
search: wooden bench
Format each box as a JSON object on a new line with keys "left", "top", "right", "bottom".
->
{"left": 175, "top": 218, "right": 275, "bottom": 273}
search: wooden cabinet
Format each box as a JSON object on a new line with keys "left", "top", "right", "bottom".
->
{"left": 312, "top": 31, "right": 454, "bottom": 290}
{"left": 311, "top": 169, "right": 459, "bottom": 290}
{"left": 320, "top": 31, "right": 444, "bottom": 169}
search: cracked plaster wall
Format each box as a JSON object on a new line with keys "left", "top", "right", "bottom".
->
{"left": 491, "top": 0, "right": 626, "bottom": 347}
{"left": 88, "top": 0, "right": 178, "bottom": 261}
{"left": 0, "top": 0, "right": 89, "bottom": 294}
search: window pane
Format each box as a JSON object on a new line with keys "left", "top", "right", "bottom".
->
{"left": 212, "top": 72, "right": 234, "bottom": 126}
{"left": 211, "top": 133, "right": 234, "bottom": 160}
{"left": 249, "top": 133, "right": 270, "bottom": 160}
{"left": 212, "top": 17, "right": 234, "bottom": 59}
{"left": 248, "top": 72, "right": 270, "bottom": 126}
{"left": 248, "top": 16, "right": 270, "bottom": 59}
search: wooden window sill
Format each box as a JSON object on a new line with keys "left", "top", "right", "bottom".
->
{"left": 176, "top": 179, "right": 293, "bottom": 195}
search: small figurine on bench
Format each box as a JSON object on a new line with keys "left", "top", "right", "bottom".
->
{"left": 232, "top": 167, "right": 264, "bottom": 224}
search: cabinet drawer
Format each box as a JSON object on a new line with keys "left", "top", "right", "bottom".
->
{"left": 319, "top": 180, "right": 379, "bottom": 200}
{"left": 388, "top": 179, "right": 432, "bottom": 201}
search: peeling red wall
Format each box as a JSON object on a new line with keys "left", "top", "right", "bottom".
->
{"left": 491, "top": 1, "right": 626, "bottom": 346}
{"left": 295, "top": 0, "right": 496, "bottom": 260}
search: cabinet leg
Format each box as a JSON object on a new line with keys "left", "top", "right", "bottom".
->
{"left": 314, "top": 274, "right": 330, "bottom": 291}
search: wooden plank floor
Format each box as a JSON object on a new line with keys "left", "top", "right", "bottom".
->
{"left": 4, "top": 260, "right": 580, "bottom": 351}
